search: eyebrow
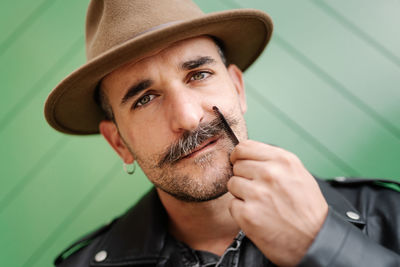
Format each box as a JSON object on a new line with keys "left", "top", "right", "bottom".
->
{"left": 120, "top": 79, "right": 153, "bottom": 106}
{"left": 181, "top": 56, "right": 216, "bottom": 70}
{"left": 119, "top": 56, "right": 215, "bottom": 106}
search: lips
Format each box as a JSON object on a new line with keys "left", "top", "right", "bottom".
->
{"left": 182, "top": 136, "right": 219, "bottom": 159}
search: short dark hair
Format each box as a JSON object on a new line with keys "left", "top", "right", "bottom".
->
{"left": 94, "top": 37, "right": 227, "bottom": 122}
{"left": 212, "top": 36, "right": 227, "bottom": 67}
{"left": 94, "top": 83, "right": 115, "bottom": 121}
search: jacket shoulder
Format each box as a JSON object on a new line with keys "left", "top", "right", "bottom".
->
{"left": 327, "top": 176, "right": 400, "bottom": 192}
{"left": 54, "top": 188, "right": 160, "bottom": 267}
{"left": 324, "top": 176, "right": 400, "bottom": 213}
{"left": 54, "top": 219, "right": 117, "bottom": 267}
{"left": 322, "top": 176, "right": 400, "bottom": 255}
{"left": 326, "top": 176, "right": 400, "bottom": 192}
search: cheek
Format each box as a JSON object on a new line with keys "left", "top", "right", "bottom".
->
{"left": 203, "top": 84, "right": 238, "bottom": 108}
{"left": 211, "top": 90, "right": 244, "bottom": 115}
{"left": 124, "top": 119, "right": 170, "bottom": 157}
{"left": 211, "top": 76, "right": 243, "bottom": 109}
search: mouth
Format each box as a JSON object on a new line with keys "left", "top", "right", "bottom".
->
{"left": 181, "top": 136, "right": 220, "bottom": 160}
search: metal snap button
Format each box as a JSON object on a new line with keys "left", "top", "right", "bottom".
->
{"left": 346, "top": 211, "right": 360, "bottom": 220}
{"left": 335, "top": 176, "right": 346, "bottom": 182}
{"left": 94, "top": 250, "right": 107, "bottom": 262}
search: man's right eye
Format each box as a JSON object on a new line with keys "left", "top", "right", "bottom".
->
{"left": 134, "top": 94, "right": 156, "bottom": 108}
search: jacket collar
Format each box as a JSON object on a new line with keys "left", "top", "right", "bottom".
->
{"left": 90, "top": 188, "right": 168, "bottom": 266}
{"left": 317, "top": 179, "right": 365, "bottom": 226}
{"left": 90, "top": 179, "right": 365, "bottom": 266}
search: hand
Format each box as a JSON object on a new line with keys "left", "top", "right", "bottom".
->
{"left": 228, "top": 140, "right": 328, "bottom": 267}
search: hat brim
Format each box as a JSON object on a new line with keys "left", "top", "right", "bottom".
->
{"left": 44, "top": 9, "right": 273, "bottom": 135}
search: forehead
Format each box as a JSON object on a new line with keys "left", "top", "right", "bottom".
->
{"left": 104, "top": 36, "right": 220, "bottom": 83}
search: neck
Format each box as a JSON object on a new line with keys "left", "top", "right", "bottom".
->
{"left": 157, "top": 189, "right": 240, "bottom": 256}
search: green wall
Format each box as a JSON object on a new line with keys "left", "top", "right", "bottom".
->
{"left": 1, "top": 0, "right": 399, "bottom": 266}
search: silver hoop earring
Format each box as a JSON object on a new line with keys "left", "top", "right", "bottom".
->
{"left": 123, "top": 162, "right": 136, "bottom": 175}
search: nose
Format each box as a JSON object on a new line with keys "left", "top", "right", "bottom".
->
{"left": 167, "top": 89, "right": 204, "bottom": 133}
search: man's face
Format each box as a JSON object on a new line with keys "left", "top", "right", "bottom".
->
{"left": 100, "top": 36, "right": 247, "bottom": 202}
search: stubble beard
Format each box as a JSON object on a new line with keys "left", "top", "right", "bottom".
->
{"left": 152, "top": 140, "right": 234, "bottom": 202}
{"left": 124, "top": 113, "right": 245, "bottom": 203}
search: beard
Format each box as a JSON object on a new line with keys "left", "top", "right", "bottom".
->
{"left": 152, "top": 148, "right": 234, "bottom": 202}
{"left": 123, "top": 112, "right": 245, "bottom": 202}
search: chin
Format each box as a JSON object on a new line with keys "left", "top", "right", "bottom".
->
{"left": 162, "top": 183, "right": 228, "bottom": 203}
{"left": 156, "top": 158, "right": 232, "bottom": 203}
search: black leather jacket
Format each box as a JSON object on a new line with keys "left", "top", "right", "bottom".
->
{"left": 55, "top": 178, "right": 400, "bottom": 266}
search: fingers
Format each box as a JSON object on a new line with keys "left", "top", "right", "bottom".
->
{"left": 232, "top": 160, "right": 256, "bottom": 180}
{"left": 227, "top": 175, "right": 253, "bottom": 200}
{"left": 227, "top": 139, "right": 329, "bottom": 267}
{"left": 230, "top": 140, "right": 285, "bottom": 164}
{"left": 233, "top": 159, "right": 283, "bottom": 182}
{"left": 229, "top": 197, "right": 245, "bottom": 223}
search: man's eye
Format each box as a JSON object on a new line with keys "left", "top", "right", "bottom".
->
{"left": 190, "top": 71, "right": 211, "bottom": 81}
{"left": 134, "top": 94, "right": 156, "bottom": 108}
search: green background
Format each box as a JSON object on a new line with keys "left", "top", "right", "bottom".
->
{"left": 1, "top": 0, "right": 399, "bottom": 266}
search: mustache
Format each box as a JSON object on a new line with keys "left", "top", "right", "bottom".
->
{"left": 157, "top": 116, "right": 237, "bottom": 167}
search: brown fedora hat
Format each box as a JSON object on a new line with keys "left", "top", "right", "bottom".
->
{"left": 44, "top": 0, "right": 273, "bottom": 135}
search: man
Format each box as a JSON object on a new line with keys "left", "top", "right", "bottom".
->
{"left": 45, "top": 0, "right": 400, "bottom": 266}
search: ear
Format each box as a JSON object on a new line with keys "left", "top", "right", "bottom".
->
{"left": 227, "top": 64, "right": 247, "bottom": 114}
{"left": 99, "top": 120, "right": 135, "bottom": 164}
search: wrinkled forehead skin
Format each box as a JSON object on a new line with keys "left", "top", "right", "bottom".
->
{"left": 100, "top": 36, "right": 228, "bottom": 116}
{"left": 103, "top": 35, "right": 222, "bottom": 89}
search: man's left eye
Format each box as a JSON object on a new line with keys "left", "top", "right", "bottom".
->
{"left": 190, "top": 71, "right": 211, "bottom": 81}
{"left": 134, "top": 94, "right": 156, "bottom": 108}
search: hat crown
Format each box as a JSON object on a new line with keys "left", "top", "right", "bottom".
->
{"left": 86, "top": 0, "right": 204, "bottom": 60}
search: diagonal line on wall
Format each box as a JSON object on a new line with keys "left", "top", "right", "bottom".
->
{"left": 227, "top": 0, "right": 400, "bottom": 142}
{"left": 310, "top": 0, "right": 400, "bottom": 69}
{"left": 224, "top": 0, "right": 398, "bottom": 171}
{"left": 246, "top": 82, "right": 360, "bottom": 176}
{"left": 0, "top": 35, "right": 84, "bottom": 133}
{"left": 0, "top": 0, "right": 56, "bottom": 57}
{"left": 274, "top": 34, "right": 400, "bottom": 142}
{"left": 0, "top": 138, "right": 69, "bottom": 214}
{"left": 23, "top": 160, "right": 120, "bottom": 267}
